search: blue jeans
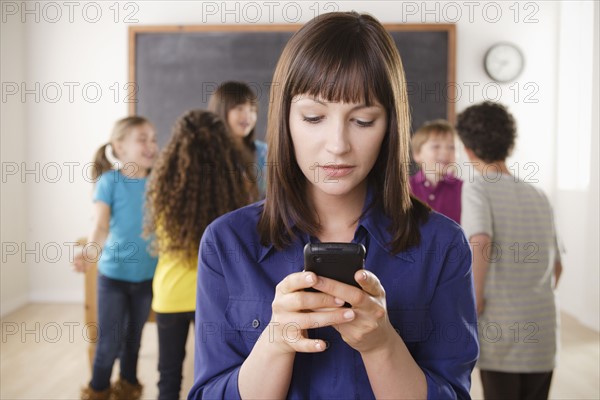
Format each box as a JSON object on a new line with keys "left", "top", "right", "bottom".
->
{"left": 90, "top": 274, "right": 152, "bottom": 391}
{"left": 155, "top": 311, "right": 195, "bottom": 400}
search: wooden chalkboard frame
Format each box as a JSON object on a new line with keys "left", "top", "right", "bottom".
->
{"left": 128, "top": 24, "right": 456, "bottom": 134}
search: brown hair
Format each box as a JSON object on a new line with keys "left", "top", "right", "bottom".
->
{"left": 91, "top": 116, "right": 151, "bottom": 181}
{"left": 456, "top": 101, "right": 516, "bottom": 162}
{"left": 144, "top": 110, "right": 249, "bottom": 259}
{"left": 258, "top": 11, "right": 429, "bottom": 253}
{"left": 411, "top": 119, "right": 457, "bottom": 155}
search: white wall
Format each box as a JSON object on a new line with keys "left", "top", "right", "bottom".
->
{"left": 2, "top": 1, "right": 597, "bottom": 330}
{"left": 22, "top": 3, "right": 132, "bottom": 302}
{"left": 1, "top": 12, "right": 29, "bottom": 316}
{"left": 591, "top": 2, "right": 600, "bottom": 331}
{"left": 555, "top": 1, "right": 600, "bottom": 332}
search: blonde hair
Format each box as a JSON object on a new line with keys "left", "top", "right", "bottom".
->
{"left": 411, "top": 119, "right": 456, "bottom": 155}
{"left": 91, "top": 116, "right": 151, "bottom": 181}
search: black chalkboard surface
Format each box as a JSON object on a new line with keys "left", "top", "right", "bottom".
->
{"left": 130, "top": 24, "right": 455, "bottom": 146}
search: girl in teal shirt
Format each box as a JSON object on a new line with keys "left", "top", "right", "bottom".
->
{"left": 74, "top": 116, "right": 158, "bottom": 400}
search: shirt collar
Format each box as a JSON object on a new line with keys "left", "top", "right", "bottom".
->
{"left": 257, "top": 185, "right": 415, "bottom": 263}
{"left": 358, "top": 187, "right": 415, "bottom": 262}
{"left": 414, "top": 169, "right": 460, "bottom": 186}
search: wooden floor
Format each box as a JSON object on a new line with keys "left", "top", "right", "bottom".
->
{"left": 1, "top": 304, "right": 598, "bottom": 399}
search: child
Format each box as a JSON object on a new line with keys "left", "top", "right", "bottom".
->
{"left": 410, "top": 119, "right": 462, "bottom": 223}
{"left": 208, "top": 81, "right": 267, "bottom": 199}
{"left": 73, "top": 116, "right": 158, "bottom": 400}
{"left": 457, "top": 101, "right": 562, "bottom": 400}
{"left": 143, "top": 110, "right": 249, "bottom": 400}
{"left": 189, "top": 12, "right": 478, "bottom": 399}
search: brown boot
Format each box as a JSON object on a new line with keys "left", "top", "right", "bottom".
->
{"left": 110, "top": 378, "right": 143, "bottom": 400}
{"left": 80, "top": 385, "right": 111, "bottom": 400}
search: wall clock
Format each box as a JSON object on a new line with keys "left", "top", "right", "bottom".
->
{"left": 484, "top": 43, "right": 525, "bottom": 82}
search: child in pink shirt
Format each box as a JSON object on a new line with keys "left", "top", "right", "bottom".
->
{"left": 410, "top": 119, "right": 462, "bottom": 223}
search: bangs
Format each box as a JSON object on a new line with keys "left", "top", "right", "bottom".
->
{"left": 426, "top": 129, "right": 454, "bottom": 140}
{"left": 220, "top": 82, "right": 258, "bottom": 107}
{"left": 414, "top": 120, "right": 456, "bottom": 139}
{"left": 287, "top": 34, "right": 391, "bottom": 108}
{"left": 228, "top": 90, "right": 257, "bottom": 107}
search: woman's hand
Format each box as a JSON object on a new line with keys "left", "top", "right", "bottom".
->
{"left": 312, "top": 270, "right": 397, "bottom": 354}
{"left": 269, "top": 271, "right": 356, "bottom": 355}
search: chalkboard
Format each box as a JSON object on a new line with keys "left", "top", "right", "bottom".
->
{"left": 130, "top": 24, "right": 455, "bottom": 146}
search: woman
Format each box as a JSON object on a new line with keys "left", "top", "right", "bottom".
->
{"left": 189, "top": 12, "right": 478, "bottom": 399}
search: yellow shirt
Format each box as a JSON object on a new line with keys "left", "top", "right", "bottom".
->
{"left": 151, "top": 224, "right": 198, "bottom": 313}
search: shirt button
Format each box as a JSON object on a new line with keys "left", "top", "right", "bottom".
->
{"left": 428, "top": 194, "right": 435, "bottom": 201}
{"left": 252, "top": 319, "right": 260, "bottom": 328}
{"left": 424, "top": 181, "right": 430, "bottom": 187}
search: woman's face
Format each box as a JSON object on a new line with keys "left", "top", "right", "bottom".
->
{"left": 227, "top": 102, "right": 258, "bottom": 139}
{"left": 289, "top": 95, "right": 387, "bottom": 197}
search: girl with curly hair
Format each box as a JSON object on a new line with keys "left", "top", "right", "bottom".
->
{"left": 144, "top": 110, "right": 248, "bottom": 400}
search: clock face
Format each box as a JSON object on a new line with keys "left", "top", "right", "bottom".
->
{"left": 484, "top": 43, "right": 524, "bottom": 82}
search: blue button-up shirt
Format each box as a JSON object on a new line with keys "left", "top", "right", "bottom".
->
{"left": 189, "top": 196, "right": 478, "bottom": 399}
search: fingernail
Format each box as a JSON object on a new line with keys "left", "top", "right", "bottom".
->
{"left": 361, "top": 271, "right": 367, "bottom": 281}
{"left": 306, "top": 274, "right": 314, "bottom": 283}
{"left": 334, "top": 297, "right": 345, "bottom": 305}
{"left": 343, "top": 310, "right": 355, "bottom": 319}
{"left": 315, "top": 341, "right": 322, "bottom": 350}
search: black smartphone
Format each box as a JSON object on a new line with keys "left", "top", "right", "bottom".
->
{"left": 304, "top": 243, "right": 366, "bottom": 292}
